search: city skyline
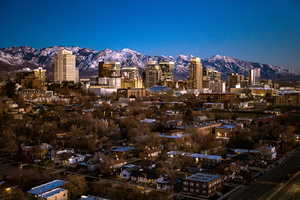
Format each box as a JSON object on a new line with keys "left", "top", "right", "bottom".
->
{"left": 1, "top": 0, "right": 300, "bottom": 72}
{"left": 1, "top": 1, "right": 300, "bottom": 200}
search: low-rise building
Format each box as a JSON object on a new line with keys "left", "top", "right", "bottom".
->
{"left": 249, "top": 87, "right": 275, "bottom": 97}
{"left": 203, "top": 102, "right": 224, "bottom": 110}
{"left": 167, "top": 151, "right": 222, "bottom": 165}
{"left": 27, "top": 180, "right": 67, "bottom": 200}
{"left": 130, "top": 169, "right": 158, "bottom": 185}
{"left": 183, "top": 173, "right": 223, "bottom": 197}
{"left": 88, "top": 86, "right": 117, "bottom": 96}
{"left": 194, "top": 122, "right": 222, "bottom": 135}
{"left": 257, "top": 146, "right": 277, "bottom": 160}
{"left": 215, "top": 124, "right": 236, "bottom": 140}
{"left": 117, "top": 88, "right": 148, "bottom": 98}
{"left": 156, "top": 177, "right": 172, "bottom": 191}
{"left": 68, "top": 154, "right": 86, "bottom": 165}
{"left": 79, "top": 195, "right": 109, "bottom": 200}
{"left": 275, "top": 92, "right": 300, "bottom": 106}
{"left": 197, "top": 93, "right": 238, "bottom": 102}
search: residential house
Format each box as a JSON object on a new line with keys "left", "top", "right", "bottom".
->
{"left": 68, "top": 154, "right": 86, "bottom": 165}
{"left": 120, "top": 164, "right": 139, "bottom": 180}
{"left": 257, "top": 146, "right": 277, "bottom": 160}
{"left": 156, "top": 177, "right": 172, "bottom": 191}
{"left": 130, "top": 169, "right": 158, "bottom": 185}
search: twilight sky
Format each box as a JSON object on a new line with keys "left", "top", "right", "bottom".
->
{"left": 1, "top": 0, "right": 299, "bottom": 72}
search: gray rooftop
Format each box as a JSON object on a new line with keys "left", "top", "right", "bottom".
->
{"left": 111, "top": 146, "right": 135, "bottom": 152}
{"left": 186, "top": 173, "right": 220, "bottom": 182}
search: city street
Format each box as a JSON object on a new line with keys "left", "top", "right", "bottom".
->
{"left": 269, "top": 171, "right": 300, "bottom": 200}
{"left": 227, "top": 149, "right": 300, "bottom": 200}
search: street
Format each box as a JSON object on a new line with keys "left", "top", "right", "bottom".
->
{"left": 226, "top": 149, "right": 300, "bottom": 200}
{"left": 269, "top": 171, "right": 300, "bottom": 200}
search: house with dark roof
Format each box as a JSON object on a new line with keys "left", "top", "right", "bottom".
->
{"left": 130, "top": 169, "right": 158, "bottom": 185}
{"left": 156, "top": 176, "right": 172, "bottom": 191}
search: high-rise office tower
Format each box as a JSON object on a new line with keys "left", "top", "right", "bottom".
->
{"left": 121, "top": 66, "right": 139, "bottom": 80}
{"left": 222, "top": 82, "right": 226, "bottom": 93}
{"left": 121, "top": 66, "right": 144, "bottom": 88}
{"left": 159, "top": 61, "right": 175, "bottom": 83}
{"left": 17, "top": 67, "right": 47, "bottom": 89}
{"left": 54, "top": 49, "right": 79, "bottom": 83}
{"left": 98, "top": 61, "right": 121, "bottom": 88}
{"left": 227, "top": 73, "right": 244, "bottom": 88}
{"left": 188, "top": 57, "right": 203, "bottom": 90}
{"left": 98, "top": 61, "right": 121, "bottom": 78}
{"left": 203, "top": 67, "right": 222, "bottom": 92}
{"left": 203, "top": 68, "right": 221, "bottom": 82}
{"left": 145, "top": 61, "right": 162, "bottom": 88}
{"left": 33, "top": 67, "right": 46, "bottom": 82}
{"left": 249, "top": 68, "right": 261, "bottom": 85}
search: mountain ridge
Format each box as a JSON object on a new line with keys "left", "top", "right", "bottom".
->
{"left": 0, "top": 46, "right": 292, "bottom": 80}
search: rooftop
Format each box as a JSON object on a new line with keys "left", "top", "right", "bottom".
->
{"left": 148, "top": 85, "right": 171, "bottom": 92}
{"left": 191, "top": 153, "right": 222, "bottom": 160}
{"left": 27, "top": 180, "right": 65, "bottom": 195}
{"left": 167, "top": 151, "right": 222, "bottom": 161}
{"left": 80, "top": 195, "right": 109, "bottom": 200}
{"left": 217, "top": 124, "right": 236, "bottom": 129}
{"left": 233, "top": 149, "right": 260, "bottom": 153}
{"left": 111, "top": 146, "right": 135, "bottom": 152}
{"left": 39, "top": 188, "right": 66, "bottom": 198}
{"left": 159, "top": 133, "right": 188, "bottom": 139}
{"left": 187, "top": 173, "right": 220, "bottom": 182}
{"left": 79, "top": 195, "right": 108, "bottom": 200}
{"left": 140, "top": 118, "right": 156, "bottom": 123}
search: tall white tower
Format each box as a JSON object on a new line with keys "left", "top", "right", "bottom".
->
{"left": 250, "top": 68, "right": 261, "bottom": 85}
{"left": 54, "top": 49, "right": 79, "bottom": 83}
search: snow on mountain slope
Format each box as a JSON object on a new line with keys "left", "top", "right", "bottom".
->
{"left": 0, "top": 46, "right": 290, "bottom": 79}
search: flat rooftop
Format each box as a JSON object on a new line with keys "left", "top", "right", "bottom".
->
{"left": 111, "top": 146, "right": 135, "bottom": 152}
{"left": 217, "top": 124, "right": 236, "bottom": 129}
{"left": 187, "top": 173, "right": 220, "bottom": 182}
{"left": 233, "top": 149, "right": 260, "bottom": 153}
{"left": 39, "top": 188, "right": 66, "bottom": 198}
{"left": 191, "top": 153, "right": 222, "bottom": 160}
{"left": 159, "top": 133, "right": 188, "bottom": 139}
{"left": 80, "top": 196, "right": 109, "bottom": 200}
{"left": 167, "top": 151, "right": 222, "bottom": 161}
{"left": 27, "top": 180, "right": 65, "bottom": 195}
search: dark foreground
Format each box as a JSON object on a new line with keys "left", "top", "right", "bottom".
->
{"left": 227, "top": 148, "right": 300, "bottom": 200}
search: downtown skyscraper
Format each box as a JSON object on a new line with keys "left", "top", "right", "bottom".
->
{"left": 54, "top": 49, "right": 79, "bottom": 83}
{"left": 188, "top": 57, "right": 203, "bottom": 90}
{"left": 249, "top": 68, "right": 261, "bottom": 85}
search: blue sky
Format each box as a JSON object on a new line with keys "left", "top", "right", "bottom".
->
{"left": 1, "top": 0, "right": 299, "bottom": 72}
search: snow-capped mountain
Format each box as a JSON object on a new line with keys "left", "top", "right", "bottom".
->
{"left": 0, "top": 46, "right": 291, "bottom": 79}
